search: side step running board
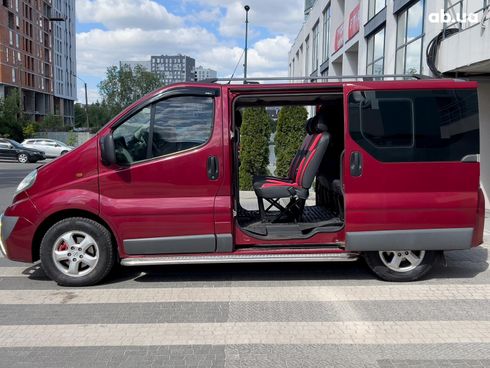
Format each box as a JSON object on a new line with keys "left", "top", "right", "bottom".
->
{"left": 121, "top": 252, "right": 359, "bottom": 267}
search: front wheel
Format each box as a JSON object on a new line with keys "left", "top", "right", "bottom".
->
{"left": 17, "top": 153, "right": 29, "bottom": 163}
{"left": 40, "top": 217, "right": 116, "bottom": 286}
{"left": 364, "top": 250, "right": 438, "bottom": 282}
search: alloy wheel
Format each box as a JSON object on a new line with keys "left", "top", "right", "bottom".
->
{"left": 18, "top": 154, "right": 28, "bottom": 163}
{"left": 378, "top": 250, "right": 425, "bottom": 273}
{"left": 52, "top": 231, "right": 99, "bottom": 277}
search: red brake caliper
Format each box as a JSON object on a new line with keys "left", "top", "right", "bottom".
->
{"left": 58, "top": 241, "right": 68, "bottom": 252}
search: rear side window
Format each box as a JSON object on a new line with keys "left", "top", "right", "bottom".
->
{"left": 349, "top": 89, "right": 479, "bottom": 162}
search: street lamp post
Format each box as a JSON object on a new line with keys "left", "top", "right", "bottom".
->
{"left": 71, "top": 73, "right": 90, "bottom": 130}
{"left": 244, "top": 5, "right": 250, "bottom": 83}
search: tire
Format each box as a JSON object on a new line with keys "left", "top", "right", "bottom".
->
{"left": 364, "top": 250, "right": 438, "bottom": 282}
{"left": 60, "top": 150, "right": 68, "bottom": 156}
{"left": 40, "top": 217, "right": 116, "bottom": 286}
{"left": 17, "top": 153, "right": 29, "bottom": 163}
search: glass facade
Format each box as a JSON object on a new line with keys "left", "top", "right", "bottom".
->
{"left": 396, "top": 0, "right": 425, "bottom": 74}
{"left": 366, "top": 28, "right": 385, "bottom": 75}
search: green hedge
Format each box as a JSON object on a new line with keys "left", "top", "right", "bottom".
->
{"left": 274, "top": 106, "right": 308, "bottom": 177}
{"left": 239, "top": 107, "right": 271, "bottom": 190}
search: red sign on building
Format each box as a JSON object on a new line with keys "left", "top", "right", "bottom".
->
{"left": 334, "top": 23, "right": 344, "bottom": 52}
{"left": 348, "top": 3, "right": 360, "bottom": 40}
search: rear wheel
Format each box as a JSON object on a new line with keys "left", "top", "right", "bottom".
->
{"left": 40, "top": 217, "right": 116, "bottom": 286}
{"left": 364, "top": 250, "right": 438, "bottom": 282}
{"left": 17, "top": 153, "right": 29, "bottom": 163}
{"left": 60, "top": 150, "right": 68, "bottom": 155}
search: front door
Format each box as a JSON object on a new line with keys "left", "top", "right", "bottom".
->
{"left": 99, "top": 87, "right": 225, "bottom": 256}
{"left": 343, "top": 82, "right": 480, "bottom": 251}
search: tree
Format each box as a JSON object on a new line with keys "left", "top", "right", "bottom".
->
{"left": 98, "top": 64, "right": 162, "bottom": 116}
{"left": 42, "top": 114, "right": 65, "bottom": 132}
{"left": 75, "top": 102, "right": 113, "bottom": 131}
{"left": 239, "top": 107, "right": 271, "bottom": 190}
{"left": 0, "top": 90, "right": 26, "bottom": 141}
{"left": 274, "top": 106, "right": 308, "bottom": 178}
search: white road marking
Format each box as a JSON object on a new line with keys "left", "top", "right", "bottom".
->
{"left": 0, "top": 284, "right": 488, "bottom": 304}
{"left": 0, "top": 321, "right": 488, "bottom": 347}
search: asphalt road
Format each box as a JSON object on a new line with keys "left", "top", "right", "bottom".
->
{"left": 0, "top": 160, "right": 48, "bottom": 213}
{"left": 0, "top": 161, "right": 490, "bottom": 367}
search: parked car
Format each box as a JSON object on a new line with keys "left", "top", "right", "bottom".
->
{"left": 0, "top": 78, "right": 485, "bottom": 286}
{"left": 0, "top": 138, "right": 46, "bottom": 163}
{"left": 21, "top": 139, "right": 73, "bottom": 158}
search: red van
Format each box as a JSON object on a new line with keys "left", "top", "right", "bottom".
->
{"left": 0, "top": 78, "right": 485, "bottom": 286}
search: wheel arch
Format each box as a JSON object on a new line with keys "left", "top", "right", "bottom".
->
{"left": 32, "top": 209, "right": 118, "bottom": 262}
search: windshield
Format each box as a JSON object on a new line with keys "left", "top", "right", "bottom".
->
{"left": 8, "top": 139, "right": 23, "bottom": 148}
{"left": 53, "top": 140, "right": 69, "bottom": 147}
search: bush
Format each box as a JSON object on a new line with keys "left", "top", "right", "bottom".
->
{"left": 42, "top": 114, "right": 65, "bottom": 132}
{"left": 274, "top": 106, "right": 308, "bottom": 178}
{"left": 239, "top": 107, "right": 271, "bottom": 190}
{"left": 22, "top": 122, "right": 39, "bottom": 138}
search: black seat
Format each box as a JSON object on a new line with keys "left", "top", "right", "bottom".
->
{"left": 253, "top": 116, "right": 330, "bottom": 222}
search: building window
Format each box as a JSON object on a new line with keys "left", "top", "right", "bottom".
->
{"left": 312, "top": 22, "right": 319, "bottom": 72}
{"left": 366, "top": 28, "right": 385, "bottom": 75}
{"left": 322, "top": 5, "right": 331, "bottom": 62}
{"left": 12, "top": 68, "right": 16, "bottom": 83}
{"left": 396, "top": 0, "right": 424, "bottom": 74}
{"left": 368, "top": 0, "right": 385, "bottom": 19}
{"left": 305, "top": 37, "right": 310, "bottom": 75}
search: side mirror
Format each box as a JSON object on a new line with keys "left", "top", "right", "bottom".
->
{"left": 8, "top": 144, "right": 13, "bottom": 150}
{"left": 100, "top": 134, "right": 116, "bottom": 166}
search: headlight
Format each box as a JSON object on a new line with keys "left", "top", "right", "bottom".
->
{"left": 16, "top": 170, "right": 37, "bottom": 194}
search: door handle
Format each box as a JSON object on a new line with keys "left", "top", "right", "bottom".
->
{"left": 350, "top": 151, "right": 363, "bottom": 177}
{"left": 207, "top": 156, "right": 219, "bottom": 180}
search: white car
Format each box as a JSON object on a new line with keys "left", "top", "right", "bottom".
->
{"left": 21, "top": 139, "right": 74, "bottom": 158}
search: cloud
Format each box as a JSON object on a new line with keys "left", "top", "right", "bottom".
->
{"left": 77, "top": 0, "right": 182, "bottom": 30}
{"left": 76, "top": 1, "right": 302, "bottom": 100}
{"left": 186, "top": 0, "right": 304, "bottom": 38}
{"left": 76, "top": 27, "right": 218, "bottom": 77}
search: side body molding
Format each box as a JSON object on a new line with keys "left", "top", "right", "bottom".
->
{"left": 346, "top": 228, "right": 474, "bottom": 251}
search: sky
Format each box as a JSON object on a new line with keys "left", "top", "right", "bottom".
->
{"left": 75, "top": 0, "right": 305, "bottom": 103}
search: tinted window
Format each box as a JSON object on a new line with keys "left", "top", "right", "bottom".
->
{"left": 151, "top": 96, "right": 214, "bottom": 158}
{"left": 349, "top": 89, "right": 479, "bottom": 162}
{"left": 360, "top": 98, "right": 413, "bottom": 147}
{"left": 113, "top": 107, "right": 151, "bottom": 164}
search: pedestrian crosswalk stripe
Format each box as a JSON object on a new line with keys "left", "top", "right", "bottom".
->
{"left": 0, "top": 284, "right": 488, "bottom": 304}
{"left": 0, "top": 321, "right": 488, "bottom": 347}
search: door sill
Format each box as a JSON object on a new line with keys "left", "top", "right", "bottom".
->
{"left": 121, "top": 251, "right": 358, "bottom": 266}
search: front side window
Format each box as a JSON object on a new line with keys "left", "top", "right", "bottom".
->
{"left": 368, "top": 0, "right": 386, "bottom": 19}
{"left": 112, "top": 95, "right": 214, "bottom": 165}
{"left": 349, "top": 89, "right": 479, "bottom": 162}
{"left": 396, "top": 0, "right": 424, "bottom": 74}
{"left": 366, "top": 28, "right": 385, "bottom": 75}
{"left": 322, "top": 5, "right": 331, "bottom": 62}
{"left": 113, "top": 107, "right": 151, "bottom": 164}
{"left": 152, "top": 96, "right": 214, "bottom": 158}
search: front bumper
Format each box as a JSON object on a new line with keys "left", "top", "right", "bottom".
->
{"left": 0, "top": 213, "right": 19, "bottom": 257}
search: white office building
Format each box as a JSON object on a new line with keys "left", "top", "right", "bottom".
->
{"left": 193, "top": 66, "right": 217, "bottom": 81}
{"left": 52, "top": 0, "right": 76, "bottom": 125}
{"left": 119, "top": 61, "right": 152, "bottom": 71}
{"left": 289, "top": 0, "right": 490, "bottom": 205}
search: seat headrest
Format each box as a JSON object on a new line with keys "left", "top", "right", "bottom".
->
{"left": 305, "top": 115, "right": 328, "bottom": 134}
{"left": 305, "top": 117, "right": 317, "bottom": 135}
{"left": 315, "top": 114, "right": 328, "bottom": 133}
